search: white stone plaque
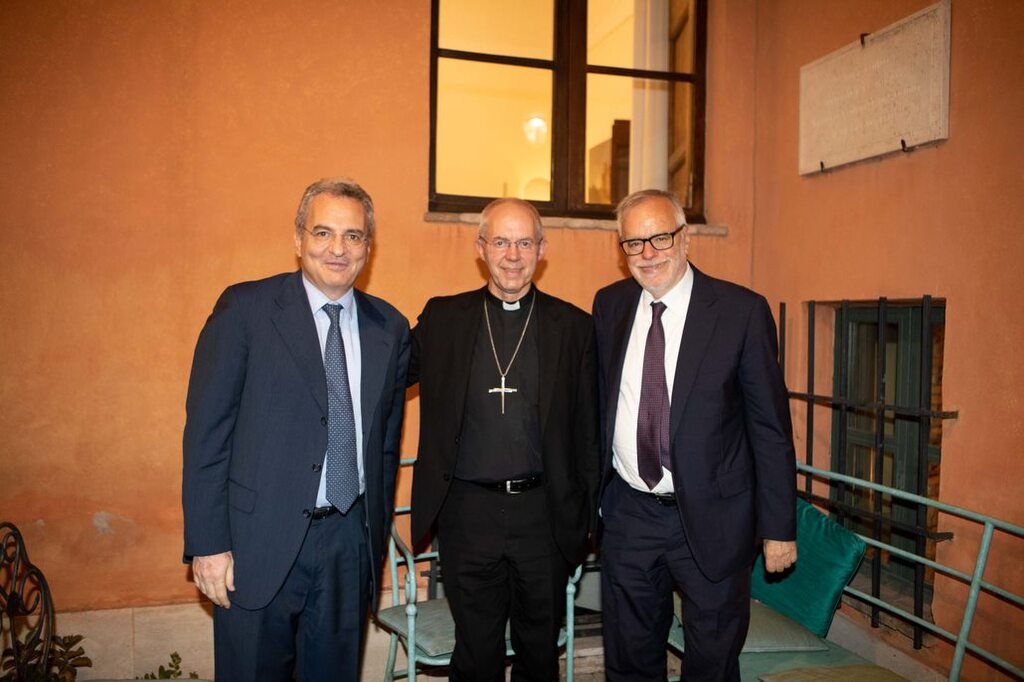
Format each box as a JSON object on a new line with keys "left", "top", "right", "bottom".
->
{"left": 799, "top": 0, "right": 950, "bottom": 175}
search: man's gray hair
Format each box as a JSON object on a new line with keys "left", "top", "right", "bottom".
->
{"left": 479, "top": 198, "right": 544, "bottom": 240}
{"left": 615, "top": 189, "right": 687, "bottom": 235}
{"left": 294, "top": 177, "right": 376, "bottom": 240}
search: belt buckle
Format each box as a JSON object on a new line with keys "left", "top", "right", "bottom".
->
{"left": 506, "top": 480, "right": 519, "bottom": 495}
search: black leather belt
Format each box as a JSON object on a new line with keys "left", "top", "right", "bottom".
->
{"left": 309, "top": 506, "right": 338, "bottom": 520}
{"left": 307, "top": 496, "right": 365, "bottom": 520}
{"left": 650, "top": 492, "right": 677, "bottom": 507}
{"left": 616, "top": 474, "right": 677, "bottom": 507}
{"left": 467, "top": 474, "right": 543, "bottom": 494}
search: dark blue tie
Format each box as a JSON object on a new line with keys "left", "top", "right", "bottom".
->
{"left": 323, "top": 303, "right": 359, "bottom": 513}
{"left": 637, "top": 301, "right": 671, "bottom": 489}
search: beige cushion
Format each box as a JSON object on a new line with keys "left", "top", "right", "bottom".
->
{"left": 758, "top": 664, "right": 909, "bottom": 681}
{"left": 668, "top": 599, "right": 828, "bottom": 653}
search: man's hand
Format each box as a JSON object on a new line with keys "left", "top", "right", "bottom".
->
{"left": 192, "top": 551, "right": 235, "bottom": 608}
{"left": 763, "top": 539, "right": 797, "bottom": 573}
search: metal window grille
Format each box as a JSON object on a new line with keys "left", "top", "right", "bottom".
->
{"left": 779, "top": 296, "right": 957, "bottom": 648}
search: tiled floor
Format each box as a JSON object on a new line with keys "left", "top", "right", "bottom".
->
{"left": 57, "top": 603, "right": 215, "bottom": 680}
{"left": 56, "top": 601, "right": 937, "bottom": 681}
{"left": 564, "top": 634, "right": 683, "bottom": 680}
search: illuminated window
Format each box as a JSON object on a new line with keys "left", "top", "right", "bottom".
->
{"left": 430, "top": 0, "right": 707, "bottom": 221}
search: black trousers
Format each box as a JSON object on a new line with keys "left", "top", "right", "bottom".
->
{"left": 600, "top": 475, "right": 751, "bottom": 681}
{"left": 213, "top": 497, "right": 370, "bottom": 682}
{"left": 438, "top": 478, "right": 569, "bottom": 682}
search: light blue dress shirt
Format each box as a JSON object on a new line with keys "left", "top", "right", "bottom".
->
{"left": 301, "top": 277, "right": 365, "bottom": 507}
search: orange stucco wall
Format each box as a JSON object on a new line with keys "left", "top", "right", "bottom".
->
{"left": 0, "top": 1, "right": 669, "bottom": 608}
{"left": 0, "top": 0, "right": 621, "bottom": 608}
{"left": 750, "top": 1, "right": 1024, "bottom": 678}
{"left": 2, "top": 0, "right": 1021, "bottom": 678}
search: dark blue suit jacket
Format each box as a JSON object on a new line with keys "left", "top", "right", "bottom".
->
{"left": 593, "top": 265, "right": 796, "bottom": 582}
{"left": 182, "top": 271, "right": 410, "bottom": 610}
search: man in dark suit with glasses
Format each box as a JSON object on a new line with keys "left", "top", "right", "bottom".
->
{"left": 593, "top": 189, "right": 798, "bottom": 681}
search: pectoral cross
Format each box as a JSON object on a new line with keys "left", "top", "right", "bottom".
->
{"left": 488, "top": 375, "right": 518, "bottom": 415}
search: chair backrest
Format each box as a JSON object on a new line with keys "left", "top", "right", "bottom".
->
{"left": 385, "top": 516, "right": 439, "bottom": 607}
{"left": 379, "top": 515, "right": 581, "bottom": 681}
{"left": 1, "top": 521, "right": 55, "bottom": 679}
{"left": 750, "top": 499, "right": 867, "bottom": 637}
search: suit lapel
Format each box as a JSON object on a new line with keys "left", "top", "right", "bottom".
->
{"left": 535, "top": 289, "right": 561, "bottom": 435}
{"left": 449, "top": 289, "right": 485, "bottom": 427}
{"left": 605, "top": 282, "right": 642, "bottom": 450}
{"left": 669, "top": 266, "right": 718, "bottom": 439}
{"left": 272, "top": 272, "right": 328, "bottom": 415}
{"left": 355, "top": 290, "right": 393, "bottom": 452}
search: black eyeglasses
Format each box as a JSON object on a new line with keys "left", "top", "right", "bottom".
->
{"left": 618, "top": 226, "right": 685, "bottom": 256}
{"left": 302, "top": 226, "right": 370, "bottom": 248}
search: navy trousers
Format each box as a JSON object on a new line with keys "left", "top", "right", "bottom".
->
{"left": 213, "top": 497, "right": 371, "bottom": 682}
{"left": 600, "top": 475, "right": 751, "bottom": 681}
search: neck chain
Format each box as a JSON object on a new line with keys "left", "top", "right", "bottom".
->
{"left": 483, "top": 291, "right": 536, "bottom": 414}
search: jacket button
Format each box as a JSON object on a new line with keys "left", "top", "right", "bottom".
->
{"left": 320, "top": 416, "right": 327, "bottom": 426}
{"left": 443, "top": 473, "right": 451, "bottom": 481}
{"left": 454, "top": 436, "right": 460, "bottom": 444}
{"left": 302, "top": 509, "right": 311, "bottom": 518}
{"left": 312, "top": 463, "right": 322, "bottom": 472}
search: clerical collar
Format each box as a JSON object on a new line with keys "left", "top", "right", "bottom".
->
{"left": 485, "top": 288, "right": 534, "bottom": 312}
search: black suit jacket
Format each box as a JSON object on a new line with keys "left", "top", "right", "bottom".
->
{"left": 593, "top": 265, "right": 796, "bottom": 581}
{"left": 182, "top": 271, "right": 410, "bottom": 609}
{"left": 408, "top": 287, "right": 601, "bottom": 567}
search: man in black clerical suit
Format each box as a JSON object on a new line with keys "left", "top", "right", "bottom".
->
{"left": 408, "top": 198, "right": 600, "bottom": 681}
{"left": 593, "top": 189, "right": 798, "bottom": 680}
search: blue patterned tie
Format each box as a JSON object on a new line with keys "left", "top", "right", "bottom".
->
{"left": 323, "top": 303, "right": 359, "bottom": 513}
{"left": 637, "top": 301, "right": 671, "bottom": 489}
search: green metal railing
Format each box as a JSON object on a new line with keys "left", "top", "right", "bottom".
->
{"left": 798, "top": 463, "right": 1024, "bottom": 680}
{"left": 387, "top": 459, "right": 1022, "bottom": 678}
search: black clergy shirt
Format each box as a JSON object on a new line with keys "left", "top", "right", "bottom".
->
{"left": 455, "top": 290, "right": 542, "bottom": 482}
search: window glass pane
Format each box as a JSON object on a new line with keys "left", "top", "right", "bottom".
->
{"left": 440, "top": 0, "right": 553, "bottom": 60}
{"left": 436, "top": 59, "right": 552, "bottom": 200}
{"left": 884, "top": 329, "right": 898, "bottom": 436}
{"left": 668, "top": 79, "right": 696, "bottom": 207}
{"left": 846, "top": 321, "right": 898, "bottom": 435}
{"left": 843, "top": 443, "right": 874, "bottom": 536}
{"left": 585, "top": 74, "right": 694, "bottom": 207}
{"left": 587, "top": 0, "right": 695, "bottom": 72}
{"left": 848, "top": 322, "right": 878, "bottom": 432}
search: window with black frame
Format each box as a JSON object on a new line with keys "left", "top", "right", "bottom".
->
{"left": 831, "top": 303, "right": 945, "bottom": 592}
{"left": 429, "top": 0, "right": 707, "bottom": 222}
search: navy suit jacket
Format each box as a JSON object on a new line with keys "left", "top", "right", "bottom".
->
{"left": 182, "top": 271, "right": 410, "bottom": 610}
{"left": 593, "top": 265, "right": 796, "bottom": 581}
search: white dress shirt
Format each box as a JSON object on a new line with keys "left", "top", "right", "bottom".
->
{"left": 612, "top": 265, "right": 694, "bottom": 493}
{"left": 301, "top": 277, "right": 365, "bottom": 507}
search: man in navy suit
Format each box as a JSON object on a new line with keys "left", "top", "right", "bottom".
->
{"left": 182, "top": 178, "right": 410, "bottom": 681}
{"left": 593, "top": 189, "right": 797, "bottom": 681}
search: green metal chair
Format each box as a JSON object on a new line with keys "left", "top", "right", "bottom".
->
{"left": 376, "top": 521, "right": 582, "bottom": 681}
